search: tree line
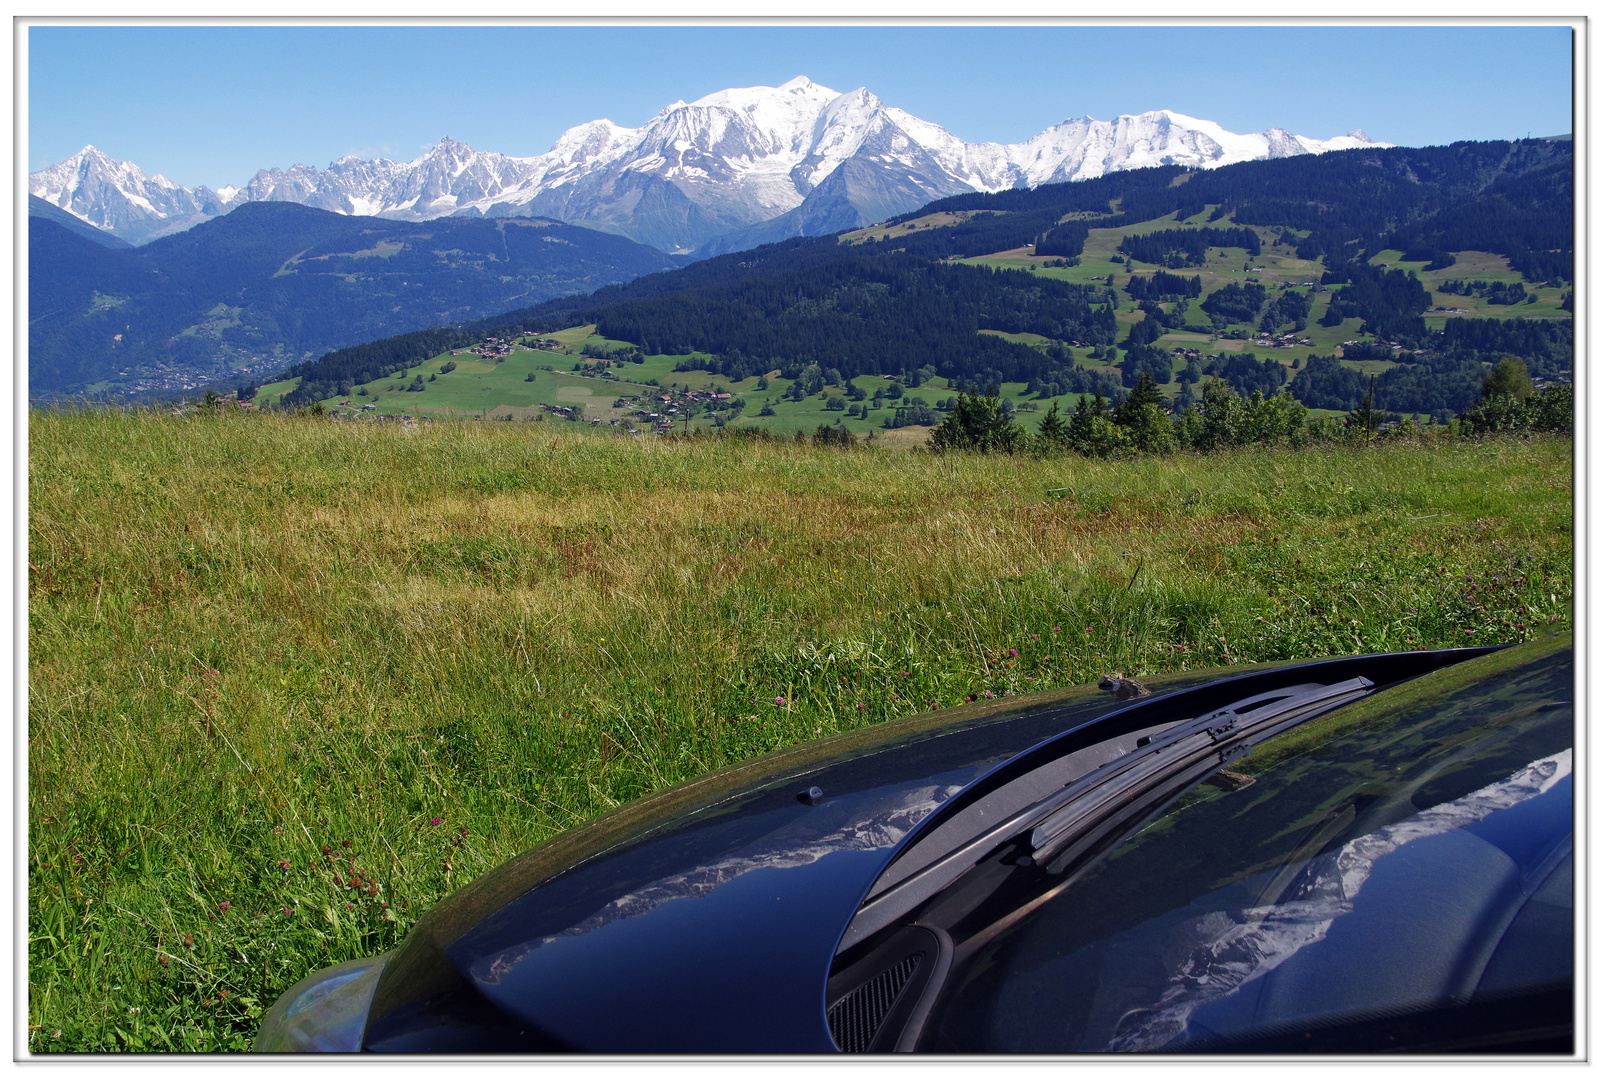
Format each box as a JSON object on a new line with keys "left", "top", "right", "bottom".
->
{"left": 928, "top": 365, "right": 1570, "bottom": 460}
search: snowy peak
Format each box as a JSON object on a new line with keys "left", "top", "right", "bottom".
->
{"left": 30, "top": 80, "right": 1390, "bottom": 252}
{"left": 29, "top": 143, "right": 229, "bottom": 243}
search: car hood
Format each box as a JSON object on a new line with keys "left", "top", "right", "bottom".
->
{"left": 360, "top": 649, "right": 1499, "bottom": 1052}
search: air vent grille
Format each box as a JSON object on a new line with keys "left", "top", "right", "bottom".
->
{"left": 828, "top": 952, "right": 923, "bottom": 1052}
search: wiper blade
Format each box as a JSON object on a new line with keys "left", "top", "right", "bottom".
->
{"left": 1030, "top": 677, "right": 1373, "bottom": 859}
{"left": 839, "top": 677, "right": 1372, "bottom": 952}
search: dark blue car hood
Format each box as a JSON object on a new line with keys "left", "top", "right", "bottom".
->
{"left": 360, "top": 649, "right": 1498, "bottom": 1052}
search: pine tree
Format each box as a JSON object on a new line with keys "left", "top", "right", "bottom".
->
{"left": 1116, "top": 372, "right": 1165, "bottom": 426}
{"left": 1037, "top": 400, "right": 1067, "bottom": 445}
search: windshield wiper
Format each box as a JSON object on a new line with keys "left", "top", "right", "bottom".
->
{"left": 839, "top": 677, "right": 1373, "bottom": 952}
{"left": 1030, "top": 677, "right": 1373, "bottom": 864}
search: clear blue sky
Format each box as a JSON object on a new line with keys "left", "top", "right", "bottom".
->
{"left": 28, "top": 24, "right": 1574, "bottom": 191}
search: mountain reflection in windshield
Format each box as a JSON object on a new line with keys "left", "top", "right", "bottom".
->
{"left": 1105, "top": 749, "right": 1572, "bottom": 1051}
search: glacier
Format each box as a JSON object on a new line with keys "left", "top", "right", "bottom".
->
{"left": 31, "top": 77, "right": 1389, "bottom": 253}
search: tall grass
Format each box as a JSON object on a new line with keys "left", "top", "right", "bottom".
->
{"left": 28, "top": 410, "right": 1573, "bottom": 1050}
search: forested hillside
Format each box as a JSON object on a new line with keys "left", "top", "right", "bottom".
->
{"left": 270, "top": 138, "right": 1571, "bottom": 420}
{"left": 28, "top": 202, "right": 684, "bottom": 398}
{"left": 900, "top": 137, "right": 1570, "bottom": 277}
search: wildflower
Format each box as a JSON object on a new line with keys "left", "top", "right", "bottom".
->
{"left": 277, "top": 859, "right": 291, "bottom": 872}
{"left": 856, "top": 703, "right": 864, "bottom": 711}
{"left": 1008, "top": 649, "right": 1018, "bottom": 658}
{"left": 983, "top": 691, "right": 994, "bottom": 699}
{"left": 1052, "top": 626, "right": 1060, "bottom": 632}
{"left": 219, "top": 901, "right": 231, "bottom": 913}
{"left": 430, "top": 817, "right": 442, "bottom": 826}
{"left": 1465, "top": 630, "right": 1475, "bottom": 635}
{"left": 1030, "top": 635, "right": 1038, "bottom": 640}
{"left": 900, "top": 670, "right": 910, "bottom": 676}
{"left": 774, "top": 696, "right": 786, "bottom": 706}
{"left": 282, "top": 908, "right": 292, "bottom": 916}
{"left": 1085, "top": 627, "right": 1094, "bottom": 632}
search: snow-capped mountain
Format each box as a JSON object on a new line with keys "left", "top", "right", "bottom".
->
{"left": 31, "top": 77, "right": 1387, "bottom": 253}
{"left": 28, "top": 146, "right": 235, "bottom": 245}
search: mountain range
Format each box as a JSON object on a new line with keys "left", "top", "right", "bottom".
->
{"left": 30, "top": 77, "right": 1385, "bottom": 253}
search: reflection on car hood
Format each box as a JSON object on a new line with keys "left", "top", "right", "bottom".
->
{"left": 368, "top": 679, "right": 1159, "bottom": 1051}
{"left": 474, "top": 778, "right": 969, "bottom": 979}
{"left": 1106, "top": 749, "right": 1573, "bottom": 1051}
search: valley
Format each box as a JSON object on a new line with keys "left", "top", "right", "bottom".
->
{"left": 258, "top": 201, "right": 1570, "bottom": 433}
{"left": 27, "top": 204, "right": 683, "bottom": 398}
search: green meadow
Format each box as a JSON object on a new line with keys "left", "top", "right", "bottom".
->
{"left": 28, "top": 409, "right": 1572, "bottom": 1050}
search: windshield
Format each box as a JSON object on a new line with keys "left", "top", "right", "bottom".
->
{"left": 923, "top": 639, "right": 1573, "bottom": 1053}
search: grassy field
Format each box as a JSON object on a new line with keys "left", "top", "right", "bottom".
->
{"left": 27, "top": 410, "right": 1572, "bottom": 1051}
{"left": 1369, "top": 248, "right": 1572, "bottom": 327}
{"left": 964, "top": 211, "right": 1324, "bottom": 297}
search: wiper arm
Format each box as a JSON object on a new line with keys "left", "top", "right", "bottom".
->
{"left": 839, "top": 677, "right": 1373, "bottom": 952}
{"left": 1030, "top": 677, "right": 1373, "bottom": 860}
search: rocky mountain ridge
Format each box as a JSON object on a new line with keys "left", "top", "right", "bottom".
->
{"left": 32, "top": 76, "right": 1385, "bottom": 252}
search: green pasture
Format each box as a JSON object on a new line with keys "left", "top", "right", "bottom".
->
{"left": 27, "top": 410, "right": 1574, "bottom": 1051}
{"left": 328, "top": 350, "right": 654, "bottom": 422}
{"left": 1366, "top": 250, "right": 1571, "bottom": 325}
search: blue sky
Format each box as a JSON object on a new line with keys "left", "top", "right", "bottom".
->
{"left": 28, "top": 24, "right": 1575, "bottom": 191}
